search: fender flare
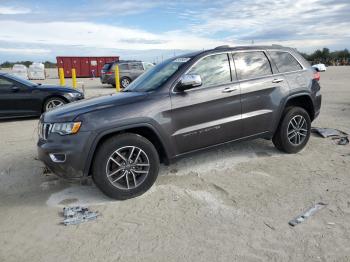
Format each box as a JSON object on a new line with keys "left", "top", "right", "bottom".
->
{"left": 82, "top": 122, "right": 170, "bottom": 176}
{"left": 273, "top": 92, "right": 314, "bottom": 133}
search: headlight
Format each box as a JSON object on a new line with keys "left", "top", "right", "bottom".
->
{"left": 65, "top": 92, "right": 82, "bottom": 98}
{"left": 51, "top": 122, "right": 81, "bottom": 135}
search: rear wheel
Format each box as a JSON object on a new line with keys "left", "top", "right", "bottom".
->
{"left": 92, "top": 133, "right": 160, "bottom": 200}
{"left": 273, "top": 107, "right": 311, "bottom": 153}
{"left": 43, "top": 97, "right": 66, "bottom": 112}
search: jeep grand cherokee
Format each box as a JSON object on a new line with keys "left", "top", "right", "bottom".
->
{"left": 38, "top": 45, "right": 322, "bottom": 200}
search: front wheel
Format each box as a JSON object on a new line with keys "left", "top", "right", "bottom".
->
{"left": 92, "top": 133, "right": 160, "bottom": 200}
{"left": 273, "top": 107, "right": 311, "bottom": 153}
{"left": 43, "top": 97, "right": 66, "bottom": 112}
{"left": 120, "top": 77, "right": 131, "bottom": 89}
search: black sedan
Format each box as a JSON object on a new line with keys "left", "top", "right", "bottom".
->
{"left": 0, "top": 72, "right": 84, "bottom": 119}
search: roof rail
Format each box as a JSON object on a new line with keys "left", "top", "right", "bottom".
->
{"left": 214, "top": 45, "right": 230, "bottom": 49}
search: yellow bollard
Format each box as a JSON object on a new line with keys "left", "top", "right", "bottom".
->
{"left": 115, "top": 64, "right": 121, "bottom": 92}
{"left": 72, "top": 68, "right": 77, "bottom": 88}
{"left": 59, "top": 68, "right": 65, "bottom": 86}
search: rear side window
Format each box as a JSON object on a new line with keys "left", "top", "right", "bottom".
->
{"left": 188, "top": 53, "right": 231, "bottom": 88}
{"left": 129, "top": 62, "right": 143, "bottom": 70}
{"left": 113, "top": 63, "right": 129, "bottom": 70}
{"left": 233, "top": 51, "right": 272, "bottom": 80}
{"left": 102, "top": 63, "right": 112, "bottom": 70}
{"left": 268, "top": 51, "right": 303, "bottom": 73}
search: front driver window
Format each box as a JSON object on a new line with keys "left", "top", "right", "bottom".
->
{"left": 187, "top": 53, "right": 231, "bottom": 88}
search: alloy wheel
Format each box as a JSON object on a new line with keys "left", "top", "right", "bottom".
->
{"left": 287, "top": 115, "right": 308, "bottom": 145}
{"left": 121, "top": 78, "right": 130, "bottom": 88}
{"left": 46, "top": 99, "right": 64, "bottom": 111}
{"left": 106, "top": 146, "right": 150, "bottom": 190}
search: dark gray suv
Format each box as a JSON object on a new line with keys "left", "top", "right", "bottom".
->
{"left": 38, "top": 45, "right": 322, "bottom": 200}
{"left": 100, "top": 61, "right": 154, "bottom": 88}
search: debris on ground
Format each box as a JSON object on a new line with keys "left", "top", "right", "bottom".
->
{"left": 62, "top": 206, "right": 99, "bottom": 226}
{"left": 264, "top": 222, "right": 276, "bottom": 230}
{"left": 289, "top": 202, "right": 327, "bottom": 227}
{"left": 334, "top": 136, "right": 349, "bottom": 145}
{"left": 172, "top": 192, "right": 180, "bottom": 201}
{"left": 311, "top": 127, "right": 348, "bottom": 138}
{"left": 311, "top": 127, "right": 349, "bottom": 145}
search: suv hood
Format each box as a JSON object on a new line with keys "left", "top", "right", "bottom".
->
{"left": 43, "top": 92, "right": 147, "bottom": 122}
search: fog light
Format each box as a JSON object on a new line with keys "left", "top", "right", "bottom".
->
{"left": 49, "top": 153, "right": 66, "bottom": 163}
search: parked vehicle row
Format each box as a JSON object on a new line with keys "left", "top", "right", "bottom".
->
{"left": 100, "top": 61, "right": 154, "bottom": 88}
{"left": 1, "top": 60, "right": 156, "bottom": 119}
{"left": 38, "top": 45, "right": 322, "bottom": 200}
{"left": 11, "top": 63, "right": 46, "bottom": 80}
{"left": 0, "top": 73, "right": 83, "bottom": 119}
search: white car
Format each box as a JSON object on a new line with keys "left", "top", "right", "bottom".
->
{"left": 12, "top": 64, "right": 28, "bottom": 79}
{"left": 312, "top": 63, "right": 326, "bottom": 72}
{"left": 28, "top": 62, "right": 45, "bottom": 80}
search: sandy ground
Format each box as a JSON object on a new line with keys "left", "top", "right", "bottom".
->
{"left": 0, "top": 67, "right": 349, "bottom": 262}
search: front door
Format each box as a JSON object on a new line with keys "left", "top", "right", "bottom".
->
{"left": 0, "top": 76, "right": 39, "bottom": 117}
{"left": 170, "top": 53, "right": 242, "bottom": 155}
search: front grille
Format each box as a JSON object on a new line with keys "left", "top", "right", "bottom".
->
{"left": 39, "top": 123, "right": 52, "bottom": 140}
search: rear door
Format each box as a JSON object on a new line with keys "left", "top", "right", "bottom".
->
{"left": 71, "top": 57, "right": 81, "bottom": 77}
{"left": 80, "top": 57, "right": 90, "bottom": 77}
{"left": 128, "top": 62, "right": 144, "bottom": 80}
{"left": 267, "top": 51, "right": 307, "bottom": 92}
{"left": 64, "top": 58, "right": 72, "bottom": 78}
{"left": 233, "top": 51, "right": 289, "bottom": 136}
{"left": 89, "top": 58, "right": 98, "bottom": 77}
{"left": 170, "top": 53, "right": 242, "bottom": 154}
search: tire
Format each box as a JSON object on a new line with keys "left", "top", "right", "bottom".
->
{"left": 92, "top": 133, "right": 160, "bottom": 200}
{"left": 273, "top": 107, "right": 311, "bottom": 154}
{"left": 120, "top": 77, "right": 131, "bottom": 89}
{"left": 43, "top": 97, "right": 66, "bottom": 112}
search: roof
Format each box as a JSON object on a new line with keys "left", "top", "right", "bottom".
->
{"left": 172, "top": 45, "right": 295, "bottom": 61}
{"left": 211, "top": 44, "right": 294, "bottom": 51}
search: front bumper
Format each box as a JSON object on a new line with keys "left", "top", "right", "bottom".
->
{"left": 37, "top": 130, "right": 94, "bottom": 179}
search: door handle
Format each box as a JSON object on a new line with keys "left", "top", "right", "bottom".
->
{"left": 272, "top": 78, "right": 284, "bottom": 83}
{"left": 222, "top": 87, "right": 237, "bottom": 93}
{"left": 11, "top": 86, "right": 19, "bottom": 92}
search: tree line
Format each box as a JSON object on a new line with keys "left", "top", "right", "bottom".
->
{"left": 299, "top": 48, "right": 350, "bottom": 66}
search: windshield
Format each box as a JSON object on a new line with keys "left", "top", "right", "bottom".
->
{"left": 6, "top": 74, "right": 37, "bottom": 87}
{"left": 124, "top": 57, "right": 191, "bottom": 92}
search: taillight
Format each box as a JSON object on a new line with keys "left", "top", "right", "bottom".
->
{"left": 313, "top": 71, "right": 320, "bottom": 81}
{"left": 105, "top": 71, "right": 113, "bottom": 75}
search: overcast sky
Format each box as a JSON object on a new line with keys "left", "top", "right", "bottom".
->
{"left": 0, "top": 0, "right": 349, "bottom": 62}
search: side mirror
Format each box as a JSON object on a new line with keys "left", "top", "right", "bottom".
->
{"left": 176, "top": 74, "right": 202, "bottom": 92}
